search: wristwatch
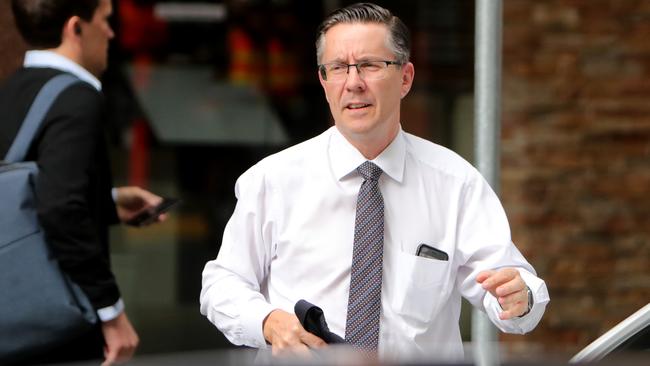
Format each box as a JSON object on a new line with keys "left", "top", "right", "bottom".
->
{"left": 520, "top": 286, "right": 533, "bottom": 317}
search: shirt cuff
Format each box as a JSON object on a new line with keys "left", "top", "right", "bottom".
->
{"left": 97, "top": 298, "right": 125, "bottom": 322}
{"left": 111, "top": 187, "right": 118, "bottom": 203}
{"left": 241, "top": 300, "right": 279, "bottom": 349}
{"left": 482, "top": 268, "right": 550, "bottom": 334}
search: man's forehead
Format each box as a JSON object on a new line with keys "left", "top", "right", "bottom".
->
{"left": 322, "top": 22, "right": 391, "bottom": 58}
{"left": 324, "top": 22, "right": 389, "bottom": 39}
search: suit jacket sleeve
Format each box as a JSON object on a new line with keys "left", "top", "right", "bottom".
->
{"left": 34, "top": 82, "right": 121, "bottom": 309}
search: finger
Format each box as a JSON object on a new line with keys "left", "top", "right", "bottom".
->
{"left": 300, "top": 331, "right": 327, "bottom": 349}
{"left": 102, "top": 346, "right": 117, "bottom": 366}
{"left": 272, "top": 341, "right": 310, "bottom": 357}
{"left": 494, "top": 269, "right": 525, "bottom": 297}
{"left": 152, "top": 213, "right": 168, "bottom": 224}
{"left": 495, "top": 277, "right": 526, "bottom": 297}
{"left": 129, "top": 187, "right": 161, "bottom": 207}
{"left": 476, "top": 270, "right": 496, "bottom": 284}
{"left": 481, "top": 268, "right": 518, "bottom": 291}
{"left": 499, "top": 302, "right": 526, "bottom": 320}
{"left": 149, "top": 196, "right": 163, "bottom": 207}
{"left": 498, "top": 289, "right": 527, "bottom": 308}
{"left": 293, "top": 342, "right": 314, "bottom": 358}
{"left": 116, "top": 344, "right": 136, "bottom": 364}
{"left": 271, "top": 329, "right": 303, "bottom": 353}
{"left": 143, "top": 190, "right": 163, "bottom": 206}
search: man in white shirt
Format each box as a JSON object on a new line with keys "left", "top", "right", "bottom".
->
{"left": 200, "top": 2, "right": 550, "bottom": 361}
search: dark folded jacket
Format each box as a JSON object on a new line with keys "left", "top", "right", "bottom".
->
{"left": 294, "top": 299, "right": 345, "bottom": 344}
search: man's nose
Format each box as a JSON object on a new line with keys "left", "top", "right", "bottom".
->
{"left": 345, "top": 65, "right": 365, "bottom": 90}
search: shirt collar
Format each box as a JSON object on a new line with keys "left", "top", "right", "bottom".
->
{"left": 329, "top": 126, "right": 406, "bottom": 183}
{"left": 23, "top": 50, "right": 102, "bottom": 91}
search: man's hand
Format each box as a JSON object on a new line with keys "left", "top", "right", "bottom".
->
{"left": 476, "top": 268, "right": 529, "bottom": 320}
{"left": 262, "top": 309, "right": 326, "bottom": 357}
{"left": 114, "top": 186, "right": 165, "bottom": 225}
{"left": 101, "top": 312, "right": 139, "bottom": 366}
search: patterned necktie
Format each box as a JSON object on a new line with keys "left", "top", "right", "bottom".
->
{"left": 345, "top": 161, "right": 384, "bottom": 351}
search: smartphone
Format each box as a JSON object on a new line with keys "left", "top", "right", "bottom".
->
{"left": 416, "top": 243, "right": 449, "bottom": 261}
{"left": 126, "top": 197, "right": 181, "bottom": 227}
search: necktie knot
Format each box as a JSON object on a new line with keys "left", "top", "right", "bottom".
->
{"left": 357, "top": 161, "right": 383, "bottom": 181}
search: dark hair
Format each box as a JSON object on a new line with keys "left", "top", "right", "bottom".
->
{"left": 316, "top": 2, "right": 410, "bottom": 64}
{"left": 11, "top": 0, "right": 99, "bottom": 48}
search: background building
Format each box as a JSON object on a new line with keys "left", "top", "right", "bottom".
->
{"left": 499, "top": 0, "right": 650, "bottom": 356}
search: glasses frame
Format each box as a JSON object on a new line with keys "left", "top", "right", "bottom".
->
{"left": 318, "top": 60, "right": 403, "bottom": 82}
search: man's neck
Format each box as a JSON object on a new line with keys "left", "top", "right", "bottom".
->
{"left": 343, "top": 125, "right": 400, "bottom": 160}
{"left": 49, "top": 45, "right": 82, "bottom": 69}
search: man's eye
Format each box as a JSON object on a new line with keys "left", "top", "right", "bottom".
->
{"left": 360, "top": 62, "right": 382, "bottom": 71}
{"left": 328, "top": 64, "right": 346, "bottom": 72}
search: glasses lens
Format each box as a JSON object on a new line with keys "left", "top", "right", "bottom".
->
{"left": 324, "top": 63, "right": 348, "bottom": 81}
{"left": 359, "top": 61, "right": 389, "bottom": 80}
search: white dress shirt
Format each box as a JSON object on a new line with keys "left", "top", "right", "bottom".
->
{"left": 23, "top": 50, "right": 123, "bottom": 322}
{"left": 24, "top": 50, "right": 102, "bottom": 91}
{"left": 200, "top": 126, "right": 550, "bottom": 361}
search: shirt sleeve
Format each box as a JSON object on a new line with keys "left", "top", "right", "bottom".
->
{"left": 97, "top": 298, "right": 125, "bottom": 322}
{"left": 455, "top": 170, "right": 550, "bottom": 334}
{"left": 199, "top": 164, "right": 277, "bottom": 348}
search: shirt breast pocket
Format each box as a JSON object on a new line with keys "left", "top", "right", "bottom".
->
{"left": 389, "top": 247, "right": 451, "bottom": 323}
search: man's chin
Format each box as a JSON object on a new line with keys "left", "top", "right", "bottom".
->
{"left": 336, "top": 122, "right": 386, "bottom": 142}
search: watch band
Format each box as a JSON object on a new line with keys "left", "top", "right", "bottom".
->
{"left": 520, "top": 286, "right": 533, "bottom": 317}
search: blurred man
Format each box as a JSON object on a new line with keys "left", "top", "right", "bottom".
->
{"left": 201, "top": 2, "right": 550, "bottom": 362}
{"left": 0, "top": 0, "right": 165, "bottom": 364}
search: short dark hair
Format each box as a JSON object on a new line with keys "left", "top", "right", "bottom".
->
{"left": 316, "top": 2, "right": 411, "bottom": 64}
{"left": 11, "top": 0, "right": 99, "bottom": 48}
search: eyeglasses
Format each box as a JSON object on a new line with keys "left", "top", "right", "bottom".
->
{"left": 318, "top": 60, "right": 403, "bottom": 82}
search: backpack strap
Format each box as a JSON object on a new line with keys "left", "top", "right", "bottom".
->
{"left": 3, "top": 73, "right": 81, "bottom": 163}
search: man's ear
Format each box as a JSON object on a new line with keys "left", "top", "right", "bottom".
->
{"left": 400, "top": 62, "right": 415, "bottom": 99}
{"left": 63, "top": 17, "right": 83, "bottom": 41}
{"left": 318, "top": 70, "right": 330, "bottom": 103}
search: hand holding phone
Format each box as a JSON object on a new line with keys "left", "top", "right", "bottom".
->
{"left": 126, "top": 197, "right": 180, "bottom": 227}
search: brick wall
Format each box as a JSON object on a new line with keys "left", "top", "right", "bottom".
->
{"left": 501, "top": 0, "right": 650, "bottom": 354}
{"left": 0, "top": 1, "right": 26, "bottom": 82}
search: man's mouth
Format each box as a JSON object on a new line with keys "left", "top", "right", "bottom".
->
{"left": 346, "top": 103, "right": 371, "bottom": 110}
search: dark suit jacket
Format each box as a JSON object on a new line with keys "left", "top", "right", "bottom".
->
{"left": 0, "top": 67, "right": 121, "bottom": 310}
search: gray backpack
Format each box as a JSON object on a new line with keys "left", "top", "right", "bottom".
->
{"left": 0, "top": 74, "right": 98, "bottom": 362}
